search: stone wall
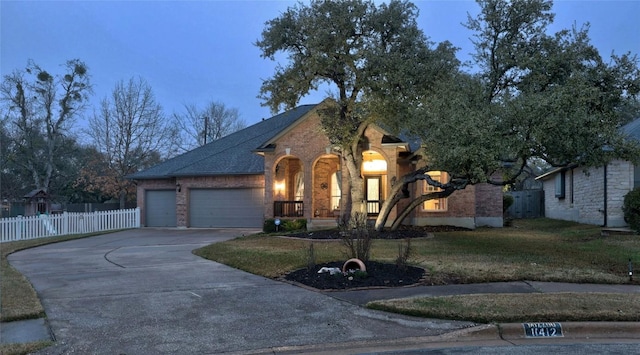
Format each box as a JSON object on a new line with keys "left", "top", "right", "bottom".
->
{"left": 541, "top": 160, "right": 634, "bottom": 227}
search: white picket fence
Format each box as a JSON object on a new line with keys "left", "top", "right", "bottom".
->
{"left": 0, "top": 208, "right": 140, "bottom": 243}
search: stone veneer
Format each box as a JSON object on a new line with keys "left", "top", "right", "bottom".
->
{"left": 540, "top": 160, "right": 634, "bottom": 227}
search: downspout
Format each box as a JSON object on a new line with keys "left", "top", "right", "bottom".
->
{"left": 602, "top": 164, "right": 608, "bottom": 227}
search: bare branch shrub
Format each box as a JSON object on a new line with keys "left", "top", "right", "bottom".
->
{"left": 338, "top": 212, "right": 372, "bottom": 263}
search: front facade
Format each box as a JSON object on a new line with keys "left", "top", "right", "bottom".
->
{"left": 536, "top": 117, "right": 640, "bottom": 227}
{"left": 130, "top": 101, "right": 503, "bottom": 229}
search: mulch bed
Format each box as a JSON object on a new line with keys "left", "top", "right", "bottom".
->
{"left": 284, "top": 261, "right": 425, "bottom": 290}
{"left": 283, "top": 225, "right": 470, "bottom": 290}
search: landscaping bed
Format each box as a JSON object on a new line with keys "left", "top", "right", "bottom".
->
{"left": 288, "top": 225, "right": 470, "bottom": 240}
{"left": 284, "top": 260, "right": 426, "bottom": 290}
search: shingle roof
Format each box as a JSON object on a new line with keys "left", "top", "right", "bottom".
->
{"left": 622, "top": 117, "right": 640, "bottom": 141}
{"left": 128, "top": 104, "right": 318, "bottom": 179}
{"left": 536, "top": 117, "right": 640, "bottom": 180}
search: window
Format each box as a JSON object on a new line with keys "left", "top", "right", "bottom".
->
{"left": 331, "top": 171, "right": 341, "bottom": 210}
{"left": 423, "top": 171, "right": 448, "bottom": 211}
{"left": 555, "top": 171, "right": 565, "bottom": 199}
{"left": 634, "top": 165, "right": 640, "bottom": 189}
{"left": 294, "top": 172, "right": 304, "bottom": 201}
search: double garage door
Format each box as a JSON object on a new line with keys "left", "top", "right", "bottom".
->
{"left": 144, "top": 188, "right": 264, "bottom": 228}
{"left": 189, "top": 188, "right": 264, "bottom": 228}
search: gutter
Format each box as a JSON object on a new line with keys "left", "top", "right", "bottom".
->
{"left": 602, "top": 164, "right": 608, "bottom": 227}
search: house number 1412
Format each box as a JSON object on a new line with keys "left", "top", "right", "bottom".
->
{"left": 522, "top": 322, "right": 564, "bottom": 337}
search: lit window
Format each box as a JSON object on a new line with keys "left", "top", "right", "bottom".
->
{"left": 331, "top": 172, "right": 341, "bottom": 210}
{"left": 423, "top": 171, "right": 448, "bottom": 212}
{"left": 362, "top": 150, "right": 387, "bottom": 173}
{"left": 294, "top": 172, "right": 304, "bottom": 201}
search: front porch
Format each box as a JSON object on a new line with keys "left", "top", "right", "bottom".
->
{"left": 270, "top": 149, "right": 389, "bottom": 225}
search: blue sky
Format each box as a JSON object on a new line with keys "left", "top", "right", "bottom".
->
{"left": 2, "top": 0, "right": 639, "bottom": 129}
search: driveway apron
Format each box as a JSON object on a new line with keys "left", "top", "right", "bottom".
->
{"left": 9, "top": 229, "right": 472, "bottom": 354}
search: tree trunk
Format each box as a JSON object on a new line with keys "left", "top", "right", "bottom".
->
{"left": 374, "top": 168, "right": 428, "bottom": 231}
{"left": 390, "top": 189, "right": 455, "bottom": 230}
{"left": 119, "top": 190, "right": 126, "bottom": 210}
{"left": 343, "top": 145, "right": 365, "bottom": 219}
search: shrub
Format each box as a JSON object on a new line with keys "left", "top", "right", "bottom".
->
{"left": 396, "top": 238, "right": 412, "bottom": 272}
{"left": 338, "top": 212, "right": 372, "bottom": 263}
{"left": 623, "top": 188, "right": 640, "bottom": 233}
{"left": 503, "top": 194, "right": 514, "bottom": 213}
{"left": 263, "top": 218, "right": 307, "bottom": 233}
{"left": 283, "top": 219, "right": 307, "bottom": 231}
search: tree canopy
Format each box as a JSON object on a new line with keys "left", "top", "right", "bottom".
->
{"left": 85, "top": 77, "right": 175, "bottom": 208}
{"left": 373, "top": 0, "right": 640, "bottom": 229}
{"left": 0, "top": 59, "right": 92, "bottom": 196}
{"left": 257, "top": 0, "right": 458, "bottom": 218}
{"left": 258, "top": 0, "right": 640, "bottom": 229}
{"left": 173, "top": 101, "right": 246, "bottom": 152}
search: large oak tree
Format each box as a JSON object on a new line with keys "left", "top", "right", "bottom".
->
{"left": 373, "top": 0, "right": 640, "bottom": 230}
{"left": 257, "top": 0, "right": 458, "bottom": 219}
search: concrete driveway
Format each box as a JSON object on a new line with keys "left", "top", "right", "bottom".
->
{"left": 9, "top": 229, "right": 472, "bottom": 354}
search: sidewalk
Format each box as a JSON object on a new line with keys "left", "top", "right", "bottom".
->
{"left": 3, "top": 281, "right": 639, "bottom": 348}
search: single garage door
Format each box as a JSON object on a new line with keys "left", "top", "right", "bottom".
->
{"left": 145, "top": 190, "right": 177, "bottom": 227}
{"left": 189, "top": 188, "right": 264, "bottom": 228}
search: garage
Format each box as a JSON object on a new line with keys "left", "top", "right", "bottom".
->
{"left": 189, "top": 188, "right": 264, "bottom": 228}
{"left": 145, "top": 190, "right": 177, "bottom": 227}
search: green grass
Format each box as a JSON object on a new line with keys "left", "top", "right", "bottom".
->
{"left": 193, "top": 235, "right": 341, "bottom": 278}
{"left": 0, "top": 341, "right": 53, "bottom": 355}
{"left": 368, "top": 293, "right": 640, "bottom": 323}
{"left": 195, "top": 218, "right": 640, "bottom": 323}
{"left": 195, "top": 219, "right": 640, "bottom": 285}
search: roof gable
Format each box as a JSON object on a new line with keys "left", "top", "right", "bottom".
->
{"left": 255, "top": 98, "right": 334, "bottom": 151}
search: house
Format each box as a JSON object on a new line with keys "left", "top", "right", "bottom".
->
{"left": 129, "top": 101, "right": 503, "bottom": 229}
{"left": 23, "top": 189, "right": 50, "bottom": 216}
{"left": 536, "top": 118, "right": 640, "bottom": 227}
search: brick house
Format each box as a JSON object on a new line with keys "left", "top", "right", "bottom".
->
{"left": 536, "top": 117, "right": 640, "bottom": 227}
{"left": 129, "top": 100, "right": 503, "bottom": 229}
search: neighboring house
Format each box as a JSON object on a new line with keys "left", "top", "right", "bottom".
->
{"left": 129, "top": 100, "right": 503, "bottom": 229}
{"left": 536, "top": 118, "right": 640, "bottom": 227}
{"left": 23, "top": 189, "right": 50, "bottom": 216}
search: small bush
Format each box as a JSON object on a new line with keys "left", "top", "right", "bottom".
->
{"left": 305, "top": 242, "right": 316, "bottom": 272}
{"left": 396, "top": 238, "right": 412, "bottom": 272}
{"left": 283, "top": 219, "right": 306, "bottom": 231}
{"left": 623, "top": 188, "right": 640, "bottom": 233}
{"left": 338, "top": 212, "right": 372, "bottom": 263}
{"left": 263, "top": 218, "right": 307, "bottom": 233}
{"left": 503, "top": 194, "right": 514, "bottom": 213}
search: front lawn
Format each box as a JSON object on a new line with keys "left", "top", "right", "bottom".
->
{"left": 194, "top": 218, "right": 640, "bottom": 322}
{"left": 194, "top": 218, "right": 640, "bottom": 285}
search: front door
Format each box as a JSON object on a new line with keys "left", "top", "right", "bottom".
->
{"left": 365, "top": 176, "right": 381, "bottom": 215}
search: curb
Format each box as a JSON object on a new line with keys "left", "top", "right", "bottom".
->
{"left": 464, "top": 321, "right": 640, "bottom": 341}
{"left": 224, "top": 323, "right": 640, "bottom": 354}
